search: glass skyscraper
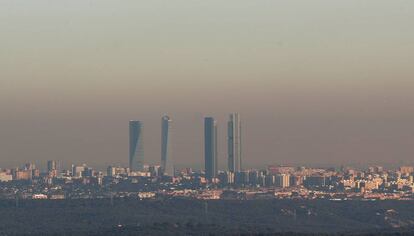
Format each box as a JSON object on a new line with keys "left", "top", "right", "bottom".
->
{"left": 161, "top": 115, "right": 174, "bottom": 176}
{"left": 228, "top": 113, "right": 241, "bottom": 172}
{"left": 204, "top": 117, "right": 218, "bottom": 180}
{"left": 129, "top": 120, "right": 144, "bottom": 171}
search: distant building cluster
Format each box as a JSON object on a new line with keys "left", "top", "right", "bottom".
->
{"left": 0, "top": 114, "right": 413, "bottom": 201}
{"left": 129, "top": 113, "right": 243, "bottom": 179}
{"left": 0, "top": 161, "right": 413, "bottom": 201}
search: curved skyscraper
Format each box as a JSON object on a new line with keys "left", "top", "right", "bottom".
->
{"left": 161, "top": 115, "right": 174, "bottom": 176}
{"left": 204, "top": 117, "right": 218, "bottom": 180}
{"left": 129, "top": 120, "right": 144, "bottom": 171}
{"left": 228, "top": 113, "right": 241, "bottom": 172}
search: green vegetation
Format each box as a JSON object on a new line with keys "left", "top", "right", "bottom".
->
{"left": 0, "top": 199, "right": 413, "bottom": 235}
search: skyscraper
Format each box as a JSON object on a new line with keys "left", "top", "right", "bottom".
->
{"left": 129, "top": 120, "right": 144, "bottom": 171}
{"left": 161, "top": 115, "right": 174, "bottom": 176}
{"left": 276, "top": 174, "right": 290, "bottom": 188}
{"left": 204, "top": 117, "right": 218, "bottom": 180}
{"left": 228, "top": 113, "right": 242, "bottom": 172}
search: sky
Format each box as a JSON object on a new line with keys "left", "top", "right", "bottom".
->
{"left": 1, "top": 0, "right": 414, "bottom": 170}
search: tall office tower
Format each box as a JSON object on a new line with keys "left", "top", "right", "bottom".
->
{"left": 129, "top": 120, "right": 144, "bottom": 171}
{"left": 161, "top": 115, "right": 174, "bottom": 176}
{"left": 204, "top": 117, "right": 218, "bottom": 180}
{"left": 228, "top": 113, "right": 241, "bottom": 172}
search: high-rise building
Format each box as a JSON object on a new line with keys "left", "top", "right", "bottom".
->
{"left": 129, "top": 120, "right": 144, "bottom": 171}
{"left": 71, "top": 164, "right": 86, "bottom": 178}
{"left": 228, "top": 113, "right": 241, "bottom": 172}
{"left": 276, "top": 174, "right": 290, "bottom": 188}
{"left": 161, "top": 115, "right": 174, "bottom": 176}
{"left": 204, "top": 117, "right": 218, "bottom": 180}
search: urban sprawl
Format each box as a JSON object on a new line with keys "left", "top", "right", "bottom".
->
{"left": 1, "top": 114, "right": 413, "bottom": 201}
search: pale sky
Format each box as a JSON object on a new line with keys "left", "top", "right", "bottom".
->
{"left": 1, "top": 1, "right": 414, "bottom": 170}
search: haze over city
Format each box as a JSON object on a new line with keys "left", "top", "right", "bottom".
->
{"left": 1, "top": 1, "right": 414, "bottom": 169}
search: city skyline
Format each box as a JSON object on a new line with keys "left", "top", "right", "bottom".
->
{"left": 1, "top": 1, "right": 414, "bottom": 168}
{"left": 1, "top": 1, "right": 414, "bottom": 235}
{"left": 1, "top": 112, "right": 414, "bottom": 171}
